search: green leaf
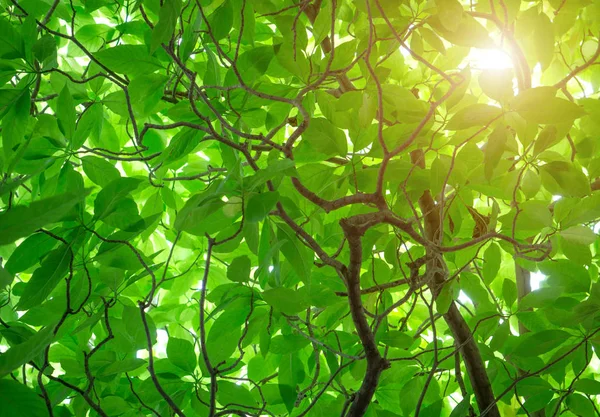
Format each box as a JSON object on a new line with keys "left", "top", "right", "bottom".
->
{"left": 227, "top": 255, "right": 251, "bottom": 283}
{"left": 101, "top": 197, "right": 144, "bottom": 231}
{"left": 512, "top": 88, "right": 586, "bottom": 124}
{"left": 150, "top": 0, "right": 182, "bottom": 53}
{"left": 102, "top": 396, "right": 131, "bottom": 416}
{"left": 56, "top": 85, "right": 76, "bottom": 139}
{"left": 430, "top": 156, "right": 449, "bottom": 196}
{"left": 206, "top": 313, "right": 241, "bottom": 366}
{"left": 0, "top": 379, "right": 49, "bottom": 417}
{"left": 276, "top": 223, "right": 311, "bottom": 283}
{"left": 270, "top": 334, "right": 310, "bottom": 354}
{"left": 445, "top": 67, "right": 471, "bottom": 109}
{"left": 533, "top": 12, "right": 554, "bottom": 71}
{"left": 5, "top": 232, "right": 57, "bottom": 274}
{"left": 99, "top": 358, "right": 146, "bottom": 377}
{"left": 167, "top": 337, "right": 196, "bottom": 373}
{"left": 72, "top": 102, "right": 103, "bottom": 149}
{"left": 228, "top": 45, "right": 273, "bottom": 84}
{"left": 312, "top": 0, "right": 332, "bottom": 45}
{"left": 521, "top": 169, "right": 541, "bottom": 198}
{"left": 297, "top": 118, "right": 348, "bottom": 159}
{"left": 574, "top": 378, "right": 600, "bottom": 395}
{"left": 0, "top": 171, "right": 37, "bottom": 198}
{"left": 94, "top": 177, "right": 143, "bottom": 220}
{"left": 502, "top": 278, "right": 517, "bottom": 309}
{"left": 0, "top": 88, "right": 26, "bottom": 120}
{"left": 482, "top": 243, "right": 501, "bottom": 284}
{"left": 519, "top": 287, "right": 564, "bottom": 310}
{"left": 479, "top": 69, "right": 514, "bottom": 103}
{"left": 262, "top": 287, "right": 309, "bottom": 315}
{"left": 246, "top": 191, "right": 279, "bottom": 222}
{"left": 434, "top": 0, "right": 464, "bottom": 32}
{"left": 533, "top": 125, "right": 559, "bottom": 156}
{"left": 379, "top": 331, "right": 413, "bottom": 349}
{"left": 512, "top": 329, "right": 571, "bottom": 357}
{"left": 448, "top": 398, "right": 471, "bottom": 417}
{"left": 381, "top": 85, "right": 428, "bottom": 124}
{"left": 515, "top": 377, "right": 553, "bottom": 397}
{"left": 429, "top": 13, "right": 494, "bottom": 48}
{"left": 446, "top": 104, "right": 502, "bottom": 130}
{"left": 539, "top": 259, "right": 591, "bottom": 294}
{"left": 436, "top": 281, "right": 457, "bottom": 314}
{"left": 246, "top": 159, "right": 295, "bottom": 190}
{"left": 0, "top": 324, "right": 54, "bottom": 377}
{"left": 248, "top": 355, "right": 278, "bottom": 382}
{"left": 2, "top": 88, "right": 29, "bottom": 160}
{"left": 0, "top": 192, "right": 87, "bottom": 246}
{"left": 521, "top": 390, "right": 554, "bottom": 414}
{"left": 566, "top": 393, "right": 596, "bottom": 417}
{"left": 75, "top": 24, "right": 112, "bottom": 52}
{"left": 210, "top": 1, "right": 234, "bottom": 41}
{"left": 540, "top": 161, "right": 590, "bottom": 198}
{"left": 160, "top": 128, "right": 203, "bottom": 165}
{"left": 81, "top": 156, "right": 120, "bottom": 186}
{"left": 0, "top": 265, "right": 13, "bottom": 288}
{"left": 129, "top": 74, "right": 170, "bottom": 115}
{"left": 560, "top": 225, "right": 596, "bottom": 245}
{"left": 93, "top": 45, "right": 163, "bottom": 77}
{"left": 560, "top": 235, "right": 592, "bottom": 266}
{"left": 174, "top": 189, "right": 227, "bottom": 235}
{"left": 204, "top": 47, "right": 221, "bottom": 87}
{"left": 17, "top": 245, "right": 72, "bottom": 310}
{"left": 32, "top": 34, "right": 56, "bottom": 62}
{"left": 0, "top": 18, "right": 24, "bottom": 59}
{"left": 501, "top": 200, "right": 552, "bottom": 235}
{"left": 217, "top": 380, "right": 257, "bottom": 408}
{"left": 276, "top": 41, "right": 310, "bottom": 80}
{"left": 279, "top": 352, "right": 305, "bottom": 412}
{"left": 484, "top": 125, "right": 509, "bottom": 180}
{"left": 559, "top": 194, "right": 600, "bottom": 228}
{"left": 420, "top": 27, "right": 446, "bottom": 54}
{"left": 399, "top": 376, "right": 441, "bottom": 416}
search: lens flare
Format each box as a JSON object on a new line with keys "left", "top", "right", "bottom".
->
{"left": 467, "top": 48, "right": 514, "bottom": 69}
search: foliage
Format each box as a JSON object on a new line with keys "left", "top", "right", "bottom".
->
{"left": 1, "top": 0, "right": 600, "bottom": 416}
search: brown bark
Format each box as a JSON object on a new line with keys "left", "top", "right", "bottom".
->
{"left": 303, "top": 0, "right": 356, "bottom": 98}
{"left": 411, "top": 150, "right": 500, "bottom": 417}
{"left": 303, "top": 0, "right": 332, "bottom": 54}
{"left": 340, "top": 220, "right": 390, "bottom": 417}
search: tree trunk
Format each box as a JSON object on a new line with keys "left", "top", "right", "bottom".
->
{"left": 342, "top": 222, "right": 390, "bottom": 417}
{"left": 411, "top": 150, "right": 500, "bottom": 417}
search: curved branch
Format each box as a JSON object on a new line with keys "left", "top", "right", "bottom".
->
{"left": 554, "top": 35, "right": 600, "bottom": 89}
{"left": 340, "top": 219, "right": 390, "bottom": 417}
{"left": 410, "top": 150, "right": 501, "bottom": 417}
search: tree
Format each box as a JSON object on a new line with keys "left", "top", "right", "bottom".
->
{"left": 1, "top": 0, "right": 600, "bottom": 416}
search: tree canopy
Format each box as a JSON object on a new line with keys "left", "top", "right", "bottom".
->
{"left": 1, "top": 0, "right": 600, "bottom": 416}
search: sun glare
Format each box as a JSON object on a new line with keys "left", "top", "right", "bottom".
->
{"left": 467, "top": 48, "right": 514, "bottom": 70}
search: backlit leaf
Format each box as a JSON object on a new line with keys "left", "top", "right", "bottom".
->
{"left": 446, "top": 104, "right": 502, "bottom": 130}
{"left": 0, "top": 192, "right": 88, "bottom": 246}
{"left": 512, "top": 330, "right": 571, "bottom": 357}
{"left": 512, "top": 88, "right": 586, "bottom": 124}
{"left": 0, "top": 325, "right": 54, "bottom": 377}
{"left": 150, "top": 0, "right": 182, "bottom": 53}
{"left": 17, "top": 245, "right": 71, "bottom": 310}
{"left": 167, "top": 337, "right": 196, "bottom": 373}
{"left": 93, "top": 45, "right": 163, "bottom": 77}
